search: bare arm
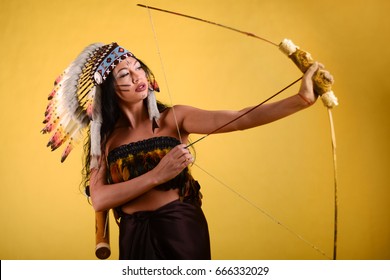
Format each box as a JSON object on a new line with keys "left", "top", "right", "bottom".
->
{"left": 89, "top": 144, "right": 193, "bottom": 212}
{"left": 177, "top": 63, "right": 320, "bottom": 135}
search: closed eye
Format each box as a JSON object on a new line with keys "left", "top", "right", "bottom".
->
{"left": 117, "top": 71, "right": 130, "bottom": 79}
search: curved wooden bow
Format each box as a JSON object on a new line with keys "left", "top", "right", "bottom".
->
{"left": 139, "top": 3, "right": 338, "bottom": 260}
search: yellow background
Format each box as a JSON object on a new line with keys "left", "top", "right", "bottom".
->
{"left": 0, "top": 0, "right": 389, "bottom": 260}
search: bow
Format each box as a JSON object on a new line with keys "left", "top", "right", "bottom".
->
{"left": 138, "top": 3, "right": 339, "bottom": 260}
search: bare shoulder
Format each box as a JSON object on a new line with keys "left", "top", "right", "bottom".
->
{"left": 162, "top": 104, "right": 204, "bottom": 125}
{"left": 170, "top": 104, "right": 203, "bottom": 116}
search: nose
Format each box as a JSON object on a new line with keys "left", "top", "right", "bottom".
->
{"left": 131, "top": 71, "right": 140, "bottom": 84}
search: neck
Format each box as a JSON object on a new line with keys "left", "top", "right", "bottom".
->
{"left": 118, "top": 101, "right": 149, "bottom": 129}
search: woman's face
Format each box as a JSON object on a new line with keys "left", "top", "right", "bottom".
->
{"left": 113, "top": 56, "right": 148, "bottom": 103}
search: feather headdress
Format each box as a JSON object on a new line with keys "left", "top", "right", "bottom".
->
{"left": 42, "top": 42, "right": 160, "bottom": 169}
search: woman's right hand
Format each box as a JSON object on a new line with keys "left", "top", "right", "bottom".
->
{"left": 152, "top": 144, "right": 194, "bottom": 184}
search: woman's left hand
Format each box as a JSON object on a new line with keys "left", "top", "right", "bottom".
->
{"left": 298, "top": 62, "right": 321, "bottom": 106}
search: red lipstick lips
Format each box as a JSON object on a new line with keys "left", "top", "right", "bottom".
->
{"left": 136, "top": 83, "right": 147, "bottom": 92}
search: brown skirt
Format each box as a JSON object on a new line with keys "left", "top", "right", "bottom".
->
{"left": 118, "top": 199, "right": 211, "bottom": 260}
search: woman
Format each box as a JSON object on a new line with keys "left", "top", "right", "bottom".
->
{"left": 44, "top": 42, "right": 321, "bottom": 260}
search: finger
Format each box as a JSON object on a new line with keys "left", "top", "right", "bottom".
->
{"left": 177, "top": 146, "right": 191, "bottom": 161}
{"left": 176, "top": 144, "right": 189, "bottom": 152}
{"left": 184, "top": 153, "right": 194, "bottom": 163}
{"left": 306, "top": 62, "right": 319, "bottom": 74}
{"left": 182, "top": 155, "right": 194, "bottom": 167}
{"left": 169, "top": 144, "right": 188, "bottom": 158}
{"left": 302, "top": 62, "right": 319, "bottom": 81}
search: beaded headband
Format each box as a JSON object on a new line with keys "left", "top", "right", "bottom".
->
{"left": 93, "top": 44, "right": 135, "bottom": 85}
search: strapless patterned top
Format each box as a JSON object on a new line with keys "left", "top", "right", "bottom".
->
{"left": 106, "top": 136, "right": 202, "bottom": 204}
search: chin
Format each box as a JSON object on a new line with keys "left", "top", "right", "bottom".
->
{"left": 140, "top": 92, "right": 148, "bottom": 99}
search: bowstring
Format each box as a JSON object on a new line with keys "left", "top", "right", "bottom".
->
{"left": 194, "top": 163, "right": 330, "bottom": 259}
{"left": 143, "top": 4, "right": 331, "bottom": 259}
{"left": 146, "top": 6, "right": 183, "bottom": 143}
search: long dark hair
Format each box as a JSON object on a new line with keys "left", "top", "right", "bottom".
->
{"left": 81, "top": 59, "right": 169, "bottom": 195}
